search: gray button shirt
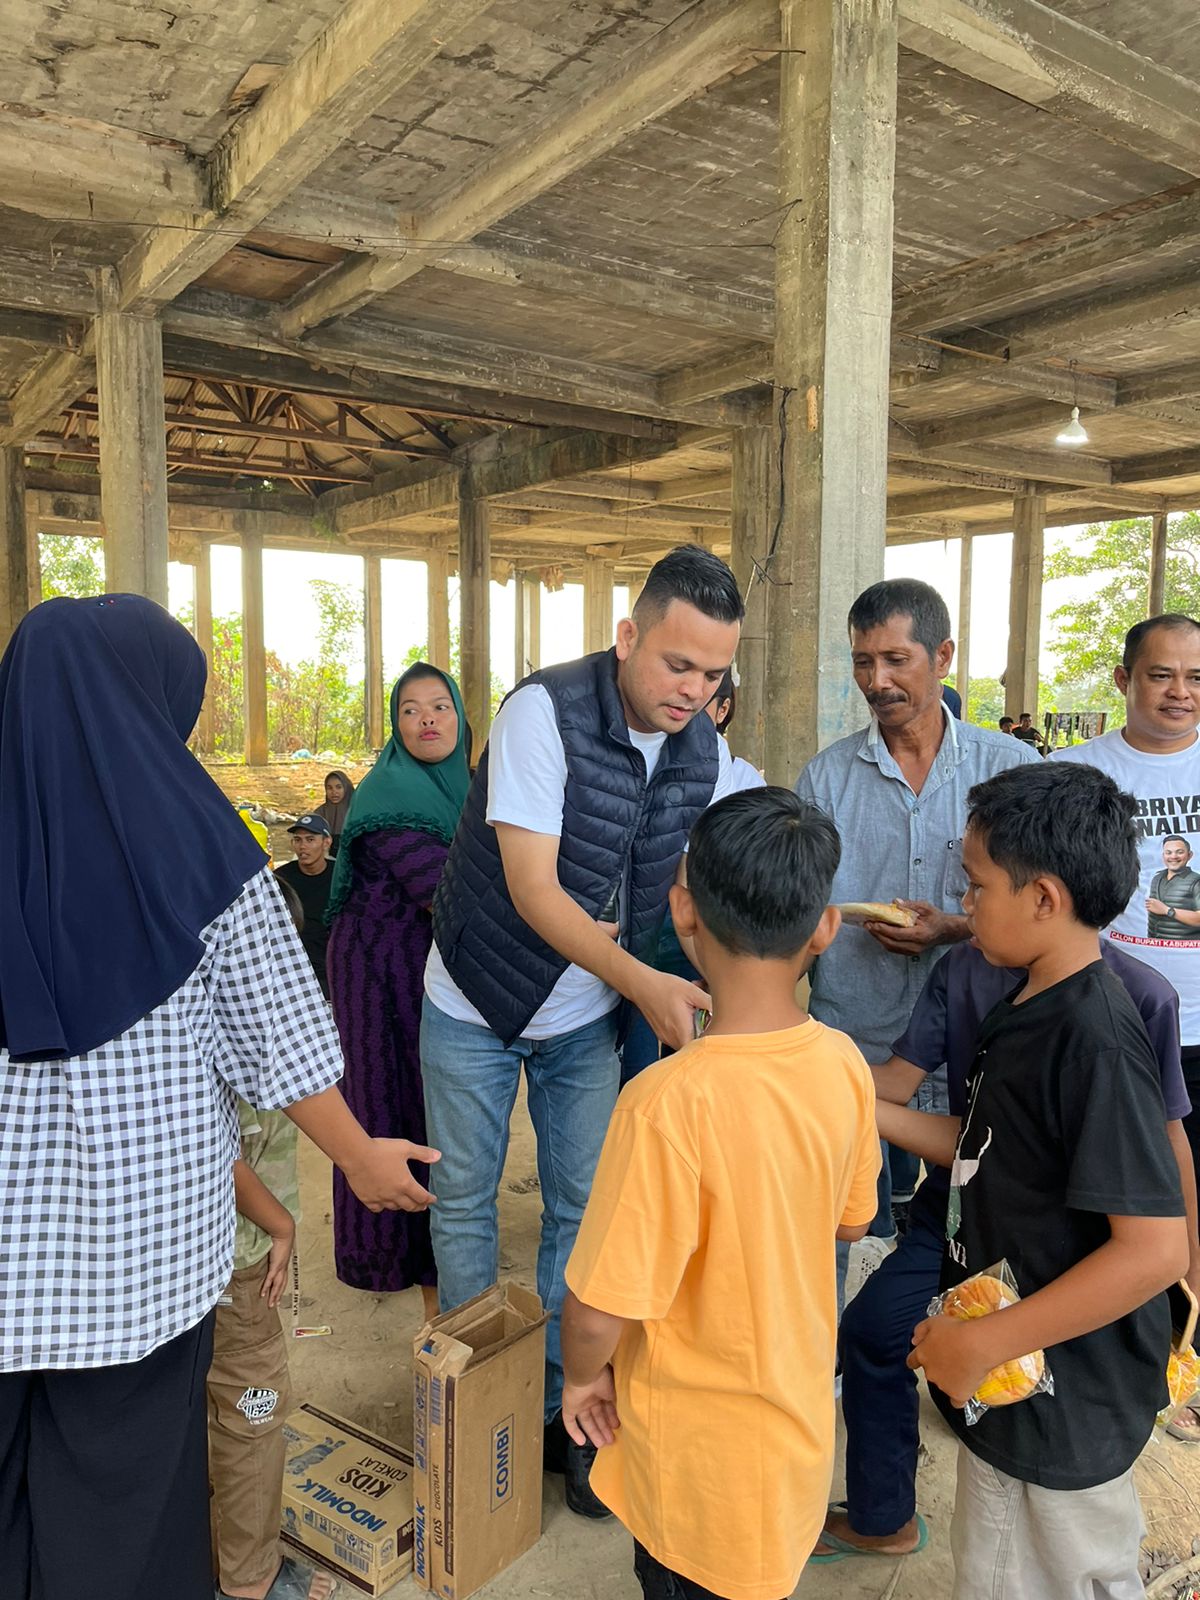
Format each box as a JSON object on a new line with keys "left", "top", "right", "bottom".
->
{"left": 795, "top": 707, "right": 1041, "bottom": 1064}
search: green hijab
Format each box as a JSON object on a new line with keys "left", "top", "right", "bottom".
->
{"left": 327, "top": 664, "right": 470, "bottom": 918}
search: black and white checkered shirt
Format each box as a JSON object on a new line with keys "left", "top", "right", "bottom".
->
{"left": 0, "top": 869, "right": 343, "bottom": 1370}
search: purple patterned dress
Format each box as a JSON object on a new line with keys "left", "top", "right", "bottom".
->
{"left": 328, "top": 826, "right": 448, "bottom": 1292}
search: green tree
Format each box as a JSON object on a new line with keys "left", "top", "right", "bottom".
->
{"left": 39, "top": 534, "right": 104, "bottom": 599}
{"left": 1043, "top": 512, "right": 1200, "bottom": 723}
{"left": 267, "top": 580, "right": 366, "bottom": 755}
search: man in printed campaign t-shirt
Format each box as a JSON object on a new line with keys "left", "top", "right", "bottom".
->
{"left": 421, "top": 545, "right": 742, "bottom": 1517}
{"left": 1050, "top": 610, "right": 1200, "bottom": 1431}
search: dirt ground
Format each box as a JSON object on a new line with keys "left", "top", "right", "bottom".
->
{"left": 214, "top": 762, "right": 1200, "bottom": 1599}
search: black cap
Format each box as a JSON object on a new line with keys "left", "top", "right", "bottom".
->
{"left": 288, "top": 813, "right": 332, "bottom": 837}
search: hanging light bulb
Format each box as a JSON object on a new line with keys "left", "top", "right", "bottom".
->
{"left": 1056, "top": 405, "right": 1089, "bottom": 446}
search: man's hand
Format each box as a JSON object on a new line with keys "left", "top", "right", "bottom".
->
{"left": 1147, "top": 897, "right": 1169, "bottom": 916}
{"left": 865, "top": 900, "right": 969, "bottom": 955}
{"left": 261, "top": 1217, "right": 296, "bottom": 1309}
{"left": 562, "top": 1366, "right": 620, "bottom": 1449}
{"left": 907, "top": 1314, "right": 993, "bottom": 1407}
{"left": 342, "top": 1139, "right": 441, "bottom": 1213}
{"left": 633, "top": 968, "right": 712, "bottom": 1052}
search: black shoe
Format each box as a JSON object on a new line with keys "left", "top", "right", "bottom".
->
{"left": 543, "top": 1410, "right": 613, "bottom": 1520}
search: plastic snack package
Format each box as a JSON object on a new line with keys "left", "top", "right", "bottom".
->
{"left": 926, "top": 1258, "right": 1054, "bottom": 1426}
{"left": 1158, "top": 1342, "right": 1200, "bottom": 1426}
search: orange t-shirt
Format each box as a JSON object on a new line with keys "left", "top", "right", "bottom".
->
{"left": 565, "top": 1021, "right": 880, "bottom": 1600}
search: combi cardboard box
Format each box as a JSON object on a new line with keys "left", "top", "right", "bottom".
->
{"left": 413, "top": 1282, "right": 548, "bottom": 1600}
{"left": 280, "top": 1402, "right": 414, "bottom": 1596}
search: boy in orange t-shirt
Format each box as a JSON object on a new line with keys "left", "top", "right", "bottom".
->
{"left": 563, "top": 788, "right": 881, "bottom": 1600}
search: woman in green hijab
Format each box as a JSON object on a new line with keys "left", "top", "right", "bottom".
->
{"left": 327, "top": 664, "right": 470, "bottom": 1317}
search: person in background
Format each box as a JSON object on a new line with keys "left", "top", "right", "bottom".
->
{"left": 327, "top": 664, "right": 471, "bottom": 1321}
{"left": 1012, "top": 711, "right": 1046, "bottom": 752}
{"left": 998, "top": 716, "right": 1015, "bottom": 735}
{"left": 619, "top": 664, "right": 764, "bottom": 1084}
{"left": 794, "top": 578, "right": 1038, "bottom": 1263}
{"left": 274, "top": 815, "right": 335, "bottom": 1000}
{"left": 1050, "top": 611, "right": 1200, "bottom": 1439}
{"left": 562, "top": 789, "right": 880, "bottom": 1600}
{"left": 314, "top": 769, "right": 355, "bottom": 859}
{"left": 0, "top": 597, "right": 437, "bottom": 1600}
{"left": 941, "top": 681, "right": 963, "bottom": 719}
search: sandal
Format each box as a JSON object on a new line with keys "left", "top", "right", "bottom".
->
{"left": 808, "top": 1503, "right": 929, "bottom": 1566}
{"left": 216, "top": 1554, "right": 337, "bottom": 1600}
{"left": 1165, "top": 1402, "right": 1200, "bottom": 1443}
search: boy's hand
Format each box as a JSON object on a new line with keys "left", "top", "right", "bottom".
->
{"left": 907, "top": 1314, "right": 994, "bottom": 1408}
{"left": 562, "top": 1366, "right": 620, "bottom": 1450}
{"left": 343, "top": 1138, "right": 441, "bottom": 1213}
{"left": 261, "top": 1218, "right": 296, "bottom": 1309}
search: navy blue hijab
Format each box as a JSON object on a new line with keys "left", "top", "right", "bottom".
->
{"left": 0, "top": 595, "right": 268, "bottom": 1062}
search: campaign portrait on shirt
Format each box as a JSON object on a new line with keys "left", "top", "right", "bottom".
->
{"left": 1146, "top": 834, "right": 1200, "bottom": 939}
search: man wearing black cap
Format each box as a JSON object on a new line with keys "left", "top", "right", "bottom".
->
{"left": 274, "top": 815, "right": 334, "bottom": 999}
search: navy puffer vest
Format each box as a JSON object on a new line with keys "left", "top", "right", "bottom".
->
{"left": 432, "top": 649, "right": 719, "bottom": 1045}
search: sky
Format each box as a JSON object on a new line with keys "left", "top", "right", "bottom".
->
{"left": 161, "top": 527, "right": 1095, "bottom": 691}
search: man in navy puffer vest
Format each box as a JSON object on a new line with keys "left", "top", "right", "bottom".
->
{"left": 422, "top": 546, "right": 743, "bottom": 1517}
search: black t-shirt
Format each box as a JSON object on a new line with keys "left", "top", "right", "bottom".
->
{"left": 934, "top": 961, "right": 1183, "bottom": 1489}
{"left": 274, "top": 860, "right": 333, "bottom": 998}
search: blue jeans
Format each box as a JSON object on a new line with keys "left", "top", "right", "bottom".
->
{"left": 838, "top": 1199, "right": 945, "bottom": 1534}
{"left": 419, "top": 999, "right": 621, "bottom": 1418}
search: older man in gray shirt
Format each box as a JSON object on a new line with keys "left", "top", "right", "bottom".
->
{"left": 795, "top": 578, "right": 1039, "bottom": 1236}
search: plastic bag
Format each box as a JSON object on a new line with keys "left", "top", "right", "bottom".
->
{"left": 1157, "top": 1342, "right": 1200, "bottom": 1426}
{"left": 925, "top": 1258, "right": 1055, "bottom": 1427}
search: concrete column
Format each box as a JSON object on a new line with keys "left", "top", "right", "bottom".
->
{"left": 1004, "top": 491, "right": 1046, "bottom": 722}
{"left": 241, "top": 531, "right": 268, "bottom": 766}
{"left": 764, "top": 0, "right": 897, "bottom": 783}
{"left": 0, "top": 447, "right": 29, "bottom": 651}
{"left": 956, "top": 533, "right": 973, "bottom": 715}
{"left": 730, "top": 426, "right": 775, "bottom": 773}
{"left": 96, "top": 269, "right": 169, "bottom": 605}
{"left": 364, "top": 553, "right": 385, "bottom": 748}
{"left": 427, "top": 550, "right": 451, "bottom": 672}
{"left": 583, "top": 558, "right": 615, "bottom": 653}
{"left": 459, "top": 480, "right": 492, "bottom": 742}
{"left": 193, "top": 545, "right": 215, "bottom": 754}
{"left": 626, "top": 572, "right": 647, "bottom": 614}
{"left": 1148, "top": 511, "right": 1168, "bottom": 616}
{"left": 515, "top": 572, "right": 541, "bottom": 682}
{"left": 26, "top": 511, "right": 42, "bottom": 611}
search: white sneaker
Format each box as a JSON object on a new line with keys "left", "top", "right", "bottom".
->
{"left": 843, "top": 1234, "right": 895, "bottom": 1307}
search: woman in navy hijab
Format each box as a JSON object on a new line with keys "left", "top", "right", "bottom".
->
{"left": 0, "top": 596, "right": 438, "bottom": 1600}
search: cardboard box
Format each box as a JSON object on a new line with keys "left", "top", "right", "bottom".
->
{"left": 280, "top": 1402, "right": 414, "bottom": 1596}
{"left": 413, "top": 1282, "right": 548, "bottom": 1600}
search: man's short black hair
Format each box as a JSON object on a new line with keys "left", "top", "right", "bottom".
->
{"left": 1019, "top": 712, "right": 1032, "bottom": 721}
{"left": 633, "top": 544, "right": 744, "bottom": 629}
{"left": 687, "top": 788, "right": 841, "bottom": 958}
{"left": 1164, "top": 834, "right": 1191, "bottom": 851}
{"left": 1122, "top": 612, "right": 1200, "bottom": 672}
{"left": 999, "top": 716, "right": 1014, "bottom": 730}
{"left": 967, "top": 763, "right": 1138, "bottom": 929}
{"left": 847, "top": 578, "right": 951, "bottom": 661}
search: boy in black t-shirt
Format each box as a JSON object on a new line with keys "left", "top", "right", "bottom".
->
{"left": 884, "top": 762, "right": 1188, "bottom": 1600}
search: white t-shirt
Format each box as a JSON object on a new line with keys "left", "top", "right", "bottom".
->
{"left": 424, "top": 683, "right": 733, "bottom": 1039}
{"left": 1050, "top": 727, "right": 1200, "bottom": 1045}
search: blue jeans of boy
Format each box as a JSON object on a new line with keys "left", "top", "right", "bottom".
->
{"left": 419, "top": 999, "right": 621, "bottom": 1418}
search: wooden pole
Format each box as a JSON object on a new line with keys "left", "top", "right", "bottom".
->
{"left": 96, "top": 268, "right": 169, "bottom": 605}
{"left": 427, "top": 550, "right": 451, "bottom": 671}
{"left": 583, "top": 557, "right": 615, "bottom": 653}
{"left": 1148, "top": 510, "right": 1168, "bottom": 616}
{"left": 364, "top": 553, "right": 385, "bottom": 748}
{"left": 194, "top": 545, "right": 215, "bottom": 754}
{"left": 1004, "top": 490, "right": 1046, "bottom": 722}
{"left": 0, "top": 447, "right": 29, "bottom": 651}
{"left": 458, "top": 479, "right": 492, "bottom": 742}
{"left": 765, "top": 0, "right": 898, "bottom": 782}
{"left": 241, "top": 531, "right": 269, "bottom": 766}
{"left": 26, "top": 509, "right": 42, "bottom": 611}
{"left": 730, "top": 425, "right": 774, "bottom": 772}
{"left": 956, "top": 532, "right": 973, "bottom": 716}
{"left": 514, "top": 572, "right": 542, "bottom": 681}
